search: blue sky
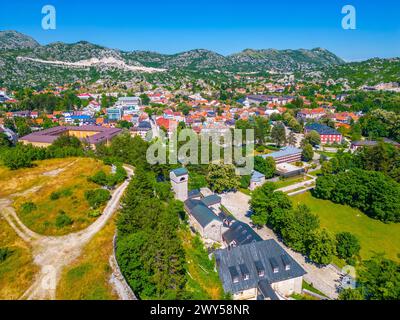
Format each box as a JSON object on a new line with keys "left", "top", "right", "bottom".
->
{"left": 1, "top": 0, "right": 399, "bottom": 61}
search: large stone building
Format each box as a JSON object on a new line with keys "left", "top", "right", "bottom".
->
{"left": 305, "top": 123, "right": 342, "bottom": 145}
{"left": 184, "top": 195, "right": 225, "bottom": 242}
{"left": 214, "top": 240, "right": 306, "bottom": 300}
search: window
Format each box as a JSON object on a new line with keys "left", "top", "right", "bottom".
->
{"left": 281, "top": 254, "right": 291, "bottom": 271}
{"left": 269, "top": 257, "right": 279, "bottom": 274}
{"left": 229, "top": 266, "right": 240, "bottom": 284}
{"left": 255, "top": 260, "right": 265, "bottom": 277}
{"left": 239, "top": 264, "right": 250, "bottom": 281}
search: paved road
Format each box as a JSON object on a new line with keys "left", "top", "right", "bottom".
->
{"left": 220, "top": 191, "right": 343, "bottom": 299}
{"left": 0, "top": 164, "right": 134, "bottom": 300}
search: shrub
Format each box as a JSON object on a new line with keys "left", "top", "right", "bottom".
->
{"left": 0, "top": 247, "right": 13, "bottom": 263}
{"left": 255, "top": 145, "right": 266, "bottom": 153}
{"left": 89, "top": 165, "right": 127, "bottom": 187}
{"left": 2, "top": 147, "right": 33, "bottom": 170}
{"left": 88, "top": 170, "right": 108, "bottom": 186}
{"left": 85, "top": 189, "right": 111, "bottom": 209}
{"left": 21, "top": 202, "right": 37, "bottom": 214}
{"left": 88, "top": 210, "right": 102, "bottom": 218}
{"left": 50, "top": 192, "right": 60, "bottom": 200}
{"left": 55, "top": 210, "right": 73, "bottom": 229}
{"left": 50, "top": 188, "right": 73, "bottom": 200}
{"left": 240, "top": 175, "right": 251, "bottom": 189}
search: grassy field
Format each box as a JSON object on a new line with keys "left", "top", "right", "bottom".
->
{"left": 56, "top": 217, "right": 118, "bottom": 300}
{"left": 273, "top": 175, "right": 312, "bottom": 190}
{"left": 179, "top": 228, "right": 225, "bottom": 300}
{"left": 6, "top": 158, "right": 111, "bottom": 236}
{"left": 0, "top": 219, "right": 38, "bottom": 299}
{"left": 292, "top": 192, "right": 400, "bottom": 262}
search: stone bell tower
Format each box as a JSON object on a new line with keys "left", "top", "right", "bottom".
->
{"left": 170, "top": 168, "right": 189, "bottom": 202}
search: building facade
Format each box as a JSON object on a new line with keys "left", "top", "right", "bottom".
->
{"left": 305, "top": 123, "right": 342, "bottom": 145}
{"left": 214, "top": 240, "right": 306, "bottom": 300}
{"left": 262, "top": 146, "right": 302, "bottom": 164}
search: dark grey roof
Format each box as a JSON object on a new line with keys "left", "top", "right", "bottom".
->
{"left": 214, "top": 240, "right": 306, "bottom": 295}
{"left": 201, "top": 194, "right": 222, "bottom": 207}
{"left": 218, "top": 210, "right": 235, "bottom": 225}
{"left": 222, "top": 221, "right": 262, "bottom": 246}
{"left": 188, "top": 189, "right": 202, "bottom": 199}
{"left": 258, "top": 280, "right": 279, "bottom": 300}
{"left": 138, "top": 121, "right": 152, "bottom": 129}
{"left": 171, "top": 167, "right": 188, "bottom": 177}
{"left": 251, "top": 170, "right": 265, "bottom": 182}
{"left": 184, "top": 199, "right": 221, "bottom": 228}
{"left": 262, "top": 146, "right": 302, "bottom": 160}
{"left": 305, "top": 123, "right": 340, "bottom": 135}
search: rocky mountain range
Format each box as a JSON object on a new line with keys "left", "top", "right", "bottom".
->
{"left": 0, "top": 30, "right": 398, "bottom": 88}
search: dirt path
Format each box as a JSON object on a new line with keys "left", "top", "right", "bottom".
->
{"left": 0, "top": 165, "right": 134, "bottom": 300}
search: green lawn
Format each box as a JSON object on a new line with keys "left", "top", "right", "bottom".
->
{"left": 273, "top": 175, "right": 312, "bottom": 190}
{"left": 317, "top": 151, "right": 337, "bottom": 158}
{"left": 308, "top": 169, "right": 322, "bottom": 177}
{"left": 292, "top": 192, "right": 400, "bottom": 262}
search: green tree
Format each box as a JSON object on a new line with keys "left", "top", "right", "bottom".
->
{"left": 302, "top": 143, "right": 314, "bottom": 162}
{"left": 254, "top": 116, "right": 271, "bottom": 145}
{"left": 0, "top": 133, "right": 11, "bottom": 147}
{"left": 303, "top": 130, "right": 321, "bottom": 147}
{"left": 339, "top": 288, "right": 364, "bottom": 300}
{"left": 271, "top": 123, "right": 287, "bottom": 147}
{"left": 350, "top": 122, "right": 362, "bottom": 141}
{"left": 254, "top": 156, "right": 276, "bottom": 178}
{"left": 2, "top": 147, "right": 33, "bottom": 170}
{"left": 139, "top": 93, "right": 150, "bottom": 105}
{"left": 336, "top": 232, "right": 361, "bottom": 260}
{"left": 357, "top": 255, "right": 400, "bottom": 300}
{"left": 206, "top": 163, "right": 240, "bottom": 193}
{"left": 308, "top": 229, "right": 336, "bottom": 265}
{"left": 250, "top": 183, "right": 292, "bottom": 227}
{"left": 287, "top": 131, "right": 297, "bottom": 146}
{"left": 117, "top": 120, "right": 133, "bottom": 129}
{"left": 51, "top": 135, "right": 82, "bottom": 149}
{"left": 281, "top": 205, "right": 320, "bottom": 253}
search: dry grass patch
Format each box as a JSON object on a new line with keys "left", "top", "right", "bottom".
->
{"left": 12, "top": 158, "right": 111, "bottom": 236}
{"left": 56, "top": 218, "right": 118, "bottom": 300}
{"left": 0, "top": 158, "right": 79, "bottom": 198}
{"left": 0, "top": 219, "right": 38, "bottom": 300}
{"left": 179, "top": 228, "right": 224, "bottom": 300}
